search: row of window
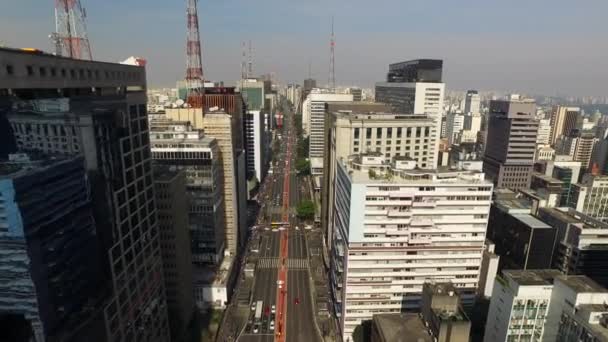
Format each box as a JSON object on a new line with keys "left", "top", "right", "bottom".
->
{"left": 4, "top": 63, "right": 142, "bottom": 82}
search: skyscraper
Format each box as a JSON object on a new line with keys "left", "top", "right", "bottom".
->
{"left": 0, "top": 155, "right": 102, "bottom": 341}
{"left": 482, "top": 95, "right": 539, "bottom": 190}
{"left": 329, "top": 154, "right": 492, "bottom": 340}
{"left": 549, "top": 105, "right": 580, "bottom": 145}
{"left": 463, "top": 90, "right": 480, "bottom": 115}
{"left": 1, "top": 47, "right": 170, "bottom": 341}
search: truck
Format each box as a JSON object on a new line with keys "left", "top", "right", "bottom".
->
{"left": 254, "top": 300, "right": 263, "bottom": 321}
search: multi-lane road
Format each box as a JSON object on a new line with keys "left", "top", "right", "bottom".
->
{"left": 238, "top": 101, "right": 321, "bottom": 342}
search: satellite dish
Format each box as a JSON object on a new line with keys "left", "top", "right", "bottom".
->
{"left": 176, "top": 99, "right": 185, "bottom": 107}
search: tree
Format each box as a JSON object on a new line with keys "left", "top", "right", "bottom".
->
{"left": 296, "top": 158, "right": 310, "bottom": 175}
{"left": 296, "top": 200, "right": 315, "bottom": 220}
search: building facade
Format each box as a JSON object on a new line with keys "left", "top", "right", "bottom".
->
{"left": 150, "top": 119, "right": 225, "bottom": 265}
{"left": 549, "top": 106, "right": 580, "bottom": 145}
{"left": 0, "top": 155, "right": 102, "bottom": 342}
{"left": 244, "top": 110, "right": 267, "bottom": 181}
{"left": 463, "top": 90, "right": 480, "bottom": 115}
{"left": 153, "top": 167, "right": 195, "bottom": 340}
{"left": 482, "top": 95, "right": 539, "bottom": 190}
{"left": 329, "top": 155, "right": 492, "bottom": 340}
{"left": 1, "top": 48, "right": 171, "bottom": 341}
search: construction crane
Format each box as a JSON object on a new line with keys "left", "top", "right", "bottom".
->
{"left": 51, "top": 0, "right": 93, "bottom": 60}
{"left": 185, "top": 0, "right": 205, "bottom": 108}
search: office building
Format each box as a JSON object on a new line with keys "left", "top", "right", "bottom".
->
{"left": 487, "top": 199, "right": 557, "bottom": 271}
{"left": 165, "top": 106, "right": 247, "bottom": 255}
{"left": 485, "top": 270, "right": 608, "bottom": 342}
{"left": 150, "top": 119, "right": 225, "bottom": 264}
{"left": 446, "top": 112, "right": 465, "bottom": 145}
{"left": 537, "top": 118, "right": 552, "bottom": 145}
{"left": 477, "top": 241, "right": 500, "bottom": 298}
{"left": 320, "top": 103, "right": 435, "bottom": 249}
{"left": 244, "top": 110, "right": 267, "bottom": 181}
{"left": 0, "top": 155, "right": 101, "bottom": 342}
{"left": 303, "top": 89, "right": 353, "bottom": 176}
{"left": 538, "top": 207, "right": 608, "bottom": 288}
{"left": 303, "top": 78, "right": 317, "bottom": 98}
{"left": 549, "top": 106, "right": 580, "bottom": 145}
{"left": 463, "top": 90, "right": 480, "bottom": 115}
{"left": 370, "top": 282, "right": 471, "bottom": 342}
{"left": 421, "top": 282, "right": 471, "bottom": 342}
{"left": 153, "top": 167, "right": 195, "bottom": 340}
{"left": 556, "top": 130, "right": 599, "bottom": 169}
{"left": 371, "top": 313, "right": 432, "bottom": 342}
{"left": 482, "top": 95, "right": 539, "bottom": 190}
{"left": 347, "top": 87, "right": 363, "bottom": 101}
{"left": 384, "top": 59, "right": 443, "bottom": 83}
{"left": 329, "top": 154, "right": 492, "bottom": 340}
{"left": 483, "top": 270, "right": 560, "bottom": 342}
{"left": 569, "top": 175, "right": 608, "bottom": 222}
{"left": 237, "top": 78, "right": 266, "bottom": 111}
{"left": 2, "top": 48, "right": 170, "bottom": 341}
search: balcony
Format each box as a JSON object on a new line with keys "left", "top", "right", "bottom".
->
{"left": 387, "top": 210, "right": 412, "bottom": 217}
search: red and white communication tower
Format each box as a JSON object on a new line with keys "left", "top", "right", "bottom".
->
{"left": 51, "top": 0, "right": 93, "bottom": 60}
{"left": 185, "top": 0, "right": 205, "bottom": 108}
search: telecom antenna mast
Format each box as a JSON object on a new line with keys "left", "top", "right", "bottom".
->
{"left": 185, "top": 0, "right": 205, "bottom": 108}
{"left": 328, "top": 16, "right": 336, "bottom": 90}
{"left": 241, "top": 41, "right": 248, "bottom": 79}
{"left": 52, "top": 0, "right": 93, "bottom": 60}
{"left": 247, "top": 40, "right": 254, "bottom": 79}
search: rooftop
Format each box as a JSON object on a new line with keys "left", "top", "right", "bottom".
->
{"left": 503, "top": 269, "right": 562, "bottom": 286}
{"left": 373, "top": 313, "right": 432, "bottom": 342}
{"left": 557, "top": 275, "right": 608, "bottom": 294}
{"left": 512, "top": 214, "right": 553, "bottom": 229}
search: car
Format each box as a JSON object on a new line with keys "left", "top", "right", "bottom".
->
{"left": 271, "top": 305, "right": 276, "bottom": 314}
{"left": 253, "top": 324, "right": 259, "bottom": 333}
{"left": 269, "top": 320, "right": 275, "bottom": 331}
{"left": 295, "top": 226, "right": 300, "bottom": 230}
{"left": 294, "top": 298, "right": 300, "bottom": 305}
{"left": 251, "top": 304, "right": 256, "bottom": 311}
{"left": 278, "top": 226, "right": 286, "bottom": 231}
{"left": 250, "top": 248, "right": 259, "bottom": 253}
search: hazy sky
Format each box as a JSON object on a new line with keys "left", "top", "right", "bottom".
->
{"left": 1, "top": 0, "right": 607, "bottom": 96}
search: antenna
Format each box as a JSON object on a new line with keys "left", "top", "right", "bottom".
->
{"left": 329, "top": 16, "right": 336, "bottom": 90}
{"left": 248, "top": 40, "right": 253, "bottom": 78}
{"left": 241, "top": 41, "right": 247, "bottom": 79}
{"left": 52, "top": 0, "right": 93, "bottom": 60}
{"left": 185, "top": 0, "right": 205, "bottom": 109}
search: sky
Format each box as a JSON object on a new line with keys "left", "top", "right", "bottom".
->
{"left": 1, "top": 0, "right": 607, "bottom": 97}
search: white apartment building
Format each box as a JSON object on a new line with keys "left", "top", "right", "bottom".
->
{"left": 329, "top": 155, "right": 493, "bottom": 341}
{"left": 485, "top": 270, "right": 608, "bottom": 342}
{"left": 569, "top": 175, "right": 608, "bottom": 222}
{"left": 305, "top": 89, "right": 353, "bottom": 175}
{"left": 464, "top": 90, "right": 481, "bottom": 115}
{"left": 535, "top": 145, "right": 556, "bottom": 162}
{"left": 537, "top": 118, "right": 551, "bottom": 146}
{"left": 484, "top": 270, "right": 558, "bottom": 342}
{"left": 446, "top": 112, "right": 465, "bottom": 145}
{"left": 244, "top": 110, "right": 267, "bottom": 181}
{"left": 557, "top": 132, "right": 599, "bottom": 169}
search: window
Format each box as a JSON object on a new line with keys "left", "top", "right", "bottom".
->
{"left": 39, "top": 67, "right": 47, "bottom": 77}
{"left": 26, "top": 65, "right": 34, "bottom": 76}
{"left": 376, "top": 128, "right": 382, "bottom": 138}
{"left": 366, "top": 128, "right": 372, "bottom": 139}
{"left": 397, "top": 127, "right": 402, "bottom": 138}
{"left": 387, "top": 128, "right": 392, "bottom": 138}
{"left": 354, "top": 128, "right": 360, "bottom": 139}
{"left": 5, "top": 65, "right": 13, "bottom": 75}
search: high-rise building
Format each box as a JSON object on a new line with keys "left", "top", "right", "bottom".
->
{"left": 482, "top": 95, "right": 539, "bottom": 190}
{"left": 153, "top": 167, "right": 195, "bottom": 340}
{"left": 244, "top": 110, "right": 267, "bottom": 181}
{"left": 537, "top": 207, "right": 608, "bottom": 288}
{"left": 569, "top": 175, "right": 608, "bottom": 222}
{"left": 329, "top": 154, "right": 492, "bottom": 340}
{"left": 484, "top": 270, "right": 608, "bottom": 342}
{"left": 304, "top": 89, "right": 353, "bottom": 177}
{"left": 303, "top": 78, "right": 317, "bottom": 96}
{"left": 483, "top": 269, "right": 560, "bottom": 342}
{"left": 149, "top": 119, "right": 225, "bottom": 265}
{"left": 420, "top": 283, "right": 471, "bottom": 342}
{"left": 446, "top": 112, "right": 465, "bottom": 145}
{"left": 165, "top": 106, "right": 248, "bottom": 255}
{"left": 463, "top": 90, "right": 480, "bottom": 115}
{"left": 0, "top": 155, "right": 102, "bottom": 342}
{"left": 556, "top": 130, "right": 599, "bottom": 169}
{"left": 2, "top": 48, "right": 170, "bottom": 341}
{"left": 549, "top": 105, "right": 580, "bottom": 145}
{"left": 537, "top": 118, "right": 551, "bottom": 146}
{"left": 320, "top": 103, "right": 435, "bottom": 249}
{"left": 237, "top": 78, "right": 266, "bottom": 111}
{"left": 347, "top": 87, "right": 363, "bottom": 101}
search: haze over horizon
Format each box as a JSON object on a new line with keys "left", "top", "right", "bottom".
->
{"left": 1, "top": 0, "right": 607, "bottom": 97}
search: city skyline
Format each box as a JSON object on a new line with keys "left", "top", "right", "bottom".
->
{"left": 1, "top": 0, "right": 608, "bottom": 96}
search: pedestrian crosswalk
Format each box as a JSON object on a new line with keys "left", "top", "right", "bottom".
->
{"left": 257, "top": 258, "right": 309, "bottom": 269}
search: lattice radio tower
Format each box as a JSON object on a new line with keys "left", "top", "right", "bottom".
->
{"left": 328, "top": 16, "right": 336, "bottom": 90}
{"left": 185, "top": 0, "right": 205, "bottom": 108}
{"left": 51, "top": 0, "right": 93, "bottom": 60}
